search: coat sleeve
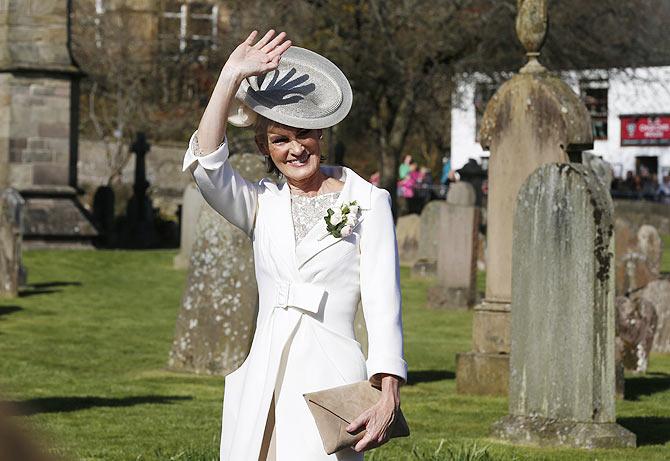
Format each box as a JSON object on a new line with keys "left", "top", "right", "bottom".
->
{"left": 359, "top": 188, "right": 408, "bottom": 386}
{"left": 182, "top": 130, "right": 259, "bottom": 237}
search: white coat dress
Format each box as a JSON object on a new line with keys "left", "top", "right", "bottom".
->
{"left": 182, "top": 131, "right": 408, "bottom": 461}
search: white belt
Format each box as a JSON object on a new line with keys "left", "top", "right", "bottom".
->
{"left": 274, "top": 280, "right": 326, "bottom": 314}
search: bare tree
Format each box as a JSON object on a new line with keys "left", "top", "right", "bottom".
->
{"left": 73, "top": 0, "right": 670, "bottom": 210}
{"left": 71, "top": 2, "right": 152, "bottom": 185}
{"left": 70, "top": 1, "right": 227, "bottom": 185}
{"left": 230, "top": 0, "right": 669, "bottom": 215}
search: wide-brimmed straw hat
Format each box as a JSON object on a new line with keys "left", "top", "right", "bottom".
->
{"left": 227, "top": 46, "right": 352, "bottom": 129}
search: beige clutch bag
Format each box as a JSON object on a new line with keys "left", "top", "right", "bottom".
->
{"left": 303, "top": 381, "right": 410, "bottom": 454}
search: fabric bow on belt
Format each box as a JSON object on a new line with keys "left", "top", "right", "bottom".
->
{"left": 274, "top": 281, "right": 327, "bottom": 314}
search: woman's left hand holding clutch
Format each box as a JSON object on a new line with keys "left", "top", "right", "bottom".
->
{"left": 346, "top": 374, "right": 401, "bottom": 452}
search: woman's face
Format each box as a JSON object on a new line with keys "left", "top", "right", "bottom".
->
{"left": 264, "top": 124, "right": 323, "bottom": 182}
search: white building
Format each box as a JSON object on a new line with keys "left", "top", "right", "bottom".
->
{"left": 451, "top": 66, "right": 670, "bottom": 178}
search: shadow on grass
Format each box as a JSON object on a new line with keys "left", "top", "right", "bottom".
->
{"left": 0, "top": 306, "right": 22, "bottom": 318}
{"left": 6, "top": 395, "right": 192, "bottom": 416}
{"left": 19, "top": 289, "right": 60, "bottom": 298}
{"left": 28, "top": 282, "right": 82, "bottom": 289}
{"left": 618, "top": 416, "right": 670, "bottom": 446}
{"left": 19, "top": 281, "right": 82, "bottom": 298}
{"left": 624, "top": 372, "right": 670, "bottom": 401}
{"left": 406, "top": 370, "right": 455, "bottom": 385}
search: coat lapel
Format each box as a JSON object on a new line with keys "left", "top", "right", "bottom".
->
{"left": 294, "top": 166, "right": 372, "bottom": 269}
{"left": 272, "top": 182, "right": 297, "bottom": 269}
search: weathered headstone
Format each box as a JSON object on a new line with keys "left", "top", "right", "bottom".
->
{"left": 168, "top": 153, "right": 266, "bottom": 375}
{"left": 615, "top": 218, "right": 643, "bottom": 295}
{"left": 427, "top": 182, "right": 479, "bottom": 309}
{"left": 92, "top": 186, "right": 115, "bottom": 247}
{"left": 615, "top": 296, "right": 657, "bottom": 373}
{"left": 412, "top": 201, "right": 444, "bottom": 276}
{"left": 124, "top": 133, "right": 157, "bottom": 248}
{"left": 614, "top": 219, "right": 661, "bottom": 295}
{"left": 582, "top": 152, "right": 613, "bottom": 190}
{"left": 174, "top": 183, "right": 206, "bottom": 269}
{"left": 632, "top": 279, "right": 670, "bottom": 353}
{"left": 456, "top": 0, "right": 593, "bottom": 396}
{"left": 0, "top": 188, "right": 24, "bottom": 297}
{"left": 395, "top": 214, "right": 420, "bottom": 265}
{"left": 613, "top": 343, "right": 625, "bottom": 400}
{"left": 637, "top": 225, "right": 662, "bottom": 276}
{"left": 491, "top": 163, "right": 635, "bottom": 448}
{"left": 477, "top": 232, "right": 486, "bottom": 271}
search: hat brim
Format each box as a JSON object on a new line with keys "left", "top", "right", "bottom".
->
{"left": 230, "top": 47, "right": 352, "bottom": 130}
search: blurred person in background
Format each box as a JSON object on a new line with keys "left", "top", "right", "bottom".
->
{"left": 659, "top": 175, "right": 670, "bottom": 204}
{"left": 369, "top": 170, "right": 380, "bottom": 186}
{"left": 440, "top": 157, "right": 451, "bottom": 186}
{"left": 642, "top": 173, "right": 659, "bottom": 201}
{"left": 404, "top": 162, "right": 423, "bottom": 214}
{"left": 398, "top": 155, "right": 412, "bottom": 180}
{"left": 418, "top": 166, "right": 434, "bottom": 205}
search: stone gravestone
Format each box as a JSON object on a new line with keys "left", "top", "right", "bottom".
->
{"left": 124, "top": 133, "right": 157, "bottom": 248}
{"left": 456, "top": 0, "right": 593, "bottom": 396}
{"left": 491, "top": 163, "right": 635, "bottom": 448}
{"left": 427, "top": 182, "right": 479, "bottom": 309}
{"left": 412, "top": 201, "right": 444, "bottom": 277}
{"left": 614, "top": 218, "right": 648, "bottom": 295}
{"left": 582, "top": 152, "right": 613, "bottom": 190}
{"left": 637, "top": 225, "right": 662, "bottom": 276}
{"left": 632, "top": 279, "right": 670, "bottom": 353}
{"left": 395, "top": 213, "right": 420, "bottom": 266}
{"left": 173, "top": 183, "right": 205, "bottom": 269}
{"left": 615, "top": 296, "right": 657, "bottom": 373}
{"left": 614, "top": 219, "right": 662, "bottom": 295}
{"left": 477, "top": 232, "right": 486, "bottom": 271}
{"left": 168, "top": 153, "right": 266, "bottom": 375}
{"left": 0, "top": 188, "right": 24, "bottom": 297}
{"left": 92, "top": 186, "right": 116, "bottom": 247}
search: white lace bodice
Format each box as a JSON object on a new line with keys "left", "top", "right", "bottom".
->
{"left": 290, "top": 192, "right": 340, "bottom": 243}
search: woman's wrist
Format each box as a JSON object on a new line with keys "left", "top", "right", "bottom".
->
{"left": 219, "top": 64, "right": 246, "bottom": 87}
{"left": 379, "top": 374, "right": 401, "bottom": 410}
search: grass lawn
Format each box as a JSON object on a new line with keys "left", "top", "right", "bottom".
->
{"left": 0, "top": 249, "right": 669, "bottom": 460}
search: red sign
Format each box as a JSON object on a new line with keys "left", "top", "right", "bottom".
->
{"left": 621, "top": 115, "right": 670, "bottom": 146}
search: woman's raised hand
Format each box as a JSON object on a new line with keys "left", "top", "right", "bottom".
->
{"left": 223, "top": 30, "right": 292, "bottom": 82}
{"left": 196, "top": 31, "right": 289, "bottom": 155}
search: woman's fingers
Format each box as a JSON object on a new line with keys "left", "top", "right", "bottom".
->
{"left": 267, "top": 40, "right": 292, "bottom": 60}
{"left": 346, "top": 411, "right": 369, "bottom": 434}
{"left": 353, "top": 432, "right": 376, "bottom": 452}
{"left": 348, "top": 403, "right": 394, "bottom": 452}
{"left": 253, "top": 29, "right": 276, "bottom": 49}
{"left": 261, "top": 31, "right": 287, "bottom": 53}
{"left": 244, "top": 30, "right": 258, "bottom": 45}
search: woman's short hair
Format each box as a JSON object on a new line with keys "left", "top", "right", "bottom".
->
{"left": 254, "top": 116, "right": 281, "bottom": 176}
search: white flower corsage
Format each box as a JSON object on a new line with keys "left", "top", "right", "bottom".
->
{"left": 321, "top": 200, "right": 359, "bottom": 239}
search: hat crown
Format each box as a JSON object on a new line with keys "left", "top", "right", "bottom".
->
{"left": 246, "top": 58, "right": 343, "bottom": 118}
